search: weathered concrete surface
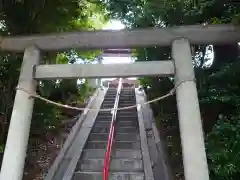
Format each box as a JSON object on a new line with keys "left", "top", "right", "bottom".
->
{"left": 44, "top": 88, "right": 106, "bottom": 180}
{"left": 135, "top": 88, "right": 173, "bottom": 180}
{"left": 72, "top": 172, "right": 145, "bottom": 180}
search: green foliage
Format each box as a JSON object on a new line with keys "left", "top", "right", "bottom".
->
{"left": 206, "top": 115, "right": 240, "bottom": 179}
{"left": 199, "top": 61, "right": 240, "bottom": 180}
{"left": 0, "top": 144, "right": 4, "bottom": 153}
{"left": 32, "top": 101, "right": 62, "bottom": 131}
{"left": 0, "top": 0, "right": 108, "bottom": 34}
{"left": 78, "top": 82, "right": 91, "bottom": 102}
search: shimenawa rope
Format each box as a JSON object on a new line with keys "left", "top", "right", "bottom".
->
{"left": 15, "top": 79, "right": 194, "bottom": 112}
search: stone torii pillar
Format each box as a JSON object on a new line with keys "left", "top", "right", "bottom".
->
{"left": 172, "top": 38, "right": 209, "bottom": 180}
{"left": 0, "top": 46, "right": 40, "bottom": 180}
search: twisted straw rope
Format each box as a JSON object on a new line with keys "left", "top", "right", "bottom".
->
{"left": 16, "top": 79, "right": 194, "bottom": 112}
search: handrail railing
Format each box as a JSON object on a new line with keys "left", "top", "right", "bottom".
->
{"left": 102, "top": 78, "right": 122, "bottom": 180}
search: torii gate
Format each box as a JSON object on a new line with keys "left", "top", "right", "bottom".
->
{"left": 0, "top": 24, "right": 239, "bottom": 180}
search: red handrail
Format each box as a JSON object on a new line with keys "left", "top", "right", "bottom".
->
{"left": 102, "top": 78, "right": 122, "bottom": 180}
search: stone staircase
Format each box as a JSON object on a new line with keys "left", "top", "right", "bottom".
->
{"left": 72, "top": 88, "right": 144, "bottom": 180}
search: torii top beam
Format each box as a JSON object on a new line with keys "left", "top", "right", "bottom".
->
{"left": 0, "top": 24, "right": 239, "bottom": 52}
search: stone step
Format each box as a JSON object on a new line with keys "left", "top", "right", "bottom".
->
{"left": 117, "top": 105, "right": 136, "bottom": 109}
{"left": 104, "top": 96, "right": 116, "bottom": 99}
{"left": 103, "top": 95, "right": 116, "bottom": 98}
{"left": 85, "top": 141, "right": 141, "bottom": 149}
{"left": 106, "top": 88, "right": 117, "bottom": 91}
{"left": 119, "top": 99, "right": 135, "bottom": 101}
{"left": 117, "top": 109, "right": 137, "bottom": 113}
{"left": 119, "top": 96, "right": 135, "bottom": 98}
{"left": 97, "top": 115, "right": 137, "bottom": 120}
{"left": 76, "top": 158, "right": 143, "bottom": 172}
{"left": 103, "top": 98, "right": 116, "bottom": 100}
{"left": 104, "top": 94, "right": 133, "bottom": 98}
{"left": 100, "top": 105, "right": 114, "bottom": 108}
{"left": 103, "top": 97, "right": 114, "bottom": 101}
{"left": 119, "top": 93, "right": 135, "bottom": 96}
{"left": 116, "top": 122, "right": 139, "bottom": 128}
{"left": 96, "top": 116, "right": 137, "bottom": 122}
{"left": 119, "top": 95, "right": 135, "bottom": 98}
{"left": 116, "top": 116, "right": 138, "bottom": 121}
{"left": 103, "top": 95, "right": 115, "bottom": 98}
{"left": 118, "top": 102, "right": 136, "bottom": 104}
{"left": 81, "top": 149, "right": 142, "bottom": 159}
{"left": 104, "top": 94, "right": 116, "bottom": 97}
{"left": 105, "top": 91, "right": 117, "bottom": 93}
{"left": 120, "top": 91, "right": 135, "bottom": 93}
{"left": 106, "top": 91, "right": 117, "bottom": 93}
{"left": 119, "top": 114, "right": 141, "bottom": 118}
{"left": 118, "top": 102, "right": 136, "bottom": 105}
{"left": 99, "top": 109, "right": 136, "bottom": 113}
{"left": 94, "top": 121, "right": 138, "bottom": 128}
{"left": 105, "top": 92, "right": 117, "bottom": 94}
{"left": 120, "top": 92, "right": 135, "bottom": 94}
{"left": 103, "top": 99, "right": 116, "bottom": 102}
{"left": 102, "top": 98, "right": 115, "bottom": 101}
{"left": 103, "top": 96, "right": 116, "bottom": 98}
{"left": 117, "top": 108, "right": 136, "bottom": 111}
{"left": 119, "top": 94, "right": 135, "bottom": 97}
{"left": 101, "top": 100, "right": 115, "bottom": 104}
{"left": 120, "top": 92, "right": 135, "bottom": 97}
{"left": 116, "top": 111, "right": 137, "bottom": 115}
{"left": 118, "top": 101, "right": 135, "bottom": 103}
{"left": 102, "top": 101, "right": 135, "bottom": 105}
{"left": 98, "top": 111, "right": 113, "bottom": 116}
{"left": 117, "top": 107, "right": 136, "bottom": 110}
{"left": 97, "top": 112, "right": 112, "bottom": 116}
{"left": 101, "top": 104, "right": 115, "bottom": 108}
{"left": 117, "top": 111, "right": 138, "bottom": 118}
{"left": 91, "top": 127, "right": 138, "bottom": 133}
{"left": 95, "top": 116, "right": 112, "bottom": 121}
{"left": 89, "top": 133, "right": 140, "bottom": 141}
{"left": 72, "top": 171, "right": 144, "bottom": 180}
